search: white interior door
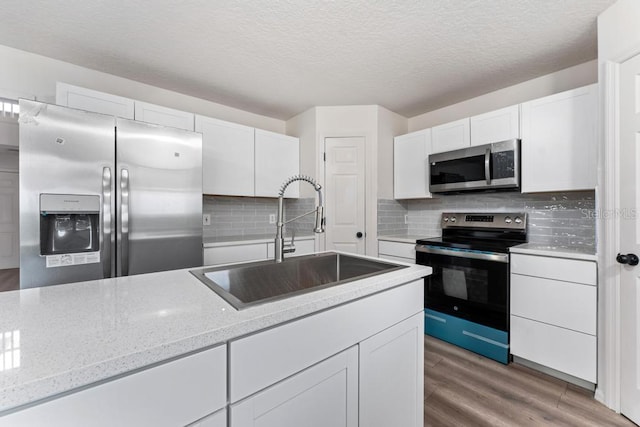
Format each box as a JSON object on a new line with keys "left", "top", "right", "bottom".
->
{"left": 619, "top": 52, "right": 640, "bottom": 425}
{"left": 324, "top": 137, "right": 365, "bottom": 255}
{"left": 0, "top": 171, "right": 19, "bottom": 269}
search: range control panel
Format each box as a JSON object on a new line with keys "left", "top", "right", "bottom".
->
{"left": 441, "top": 212, "right": 527, "bottom": 230}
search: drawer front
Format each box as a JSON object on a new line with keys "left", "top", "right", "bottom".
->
{"left": 267, "top": 239, "right": 315, "bottom": 258}
{"left": 378, "top": 241, "right": 416, "bottom": 260}
{"left": 511, "top": 315, "right": 596, "bottom": 383}
{"left": 378, "top": 254, "right": 415, "bottom": 264}
{"left": 511, "top": 274, "right": 596, "bottom": 335}
{"left": 1, "top": 345, "right": 227, "bottom": 427}
{"left": 510, "top": 254, "right": 596, "bottom": 285}
{"left": 204, "top": 243, "right": 267, "bottom": 266}
{"left": 229, "top": 280, "right": 423, "bottom": 403}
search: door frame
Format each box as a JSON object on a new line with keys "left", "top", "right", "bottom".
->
{"left": 599, "top": 51, "right": 640, "bottom": 410}
{"left": 317, "top": 131, "right": 377, "bottom": 255}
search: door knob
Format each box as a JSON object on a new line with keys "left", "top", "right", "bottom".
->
{"left": 616, "top": 253, "right": 639, "bottom": 266}
{"left": 356, "top": 232, "right": 363, "bottom": 238}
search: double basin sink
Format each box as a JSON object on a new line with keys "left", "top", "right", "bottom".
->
{"left": 190, "top": 252, "right": 407, "bottom": 310}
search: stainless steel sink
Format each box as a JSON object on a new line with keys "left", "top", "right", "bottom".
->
{"left": 190, "top": 252, "right": 408, "bottom": 310}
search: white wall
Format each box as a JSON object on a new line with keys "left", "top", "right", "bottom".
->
{"left": 377, "top": 107, "right": 407, "bottom": 199}
{"left": 286, "top": 107, "right": 317, "bottom": 198}
{"left": 408, "top": 60, "right": 597, "bottom": 131}
{"left": 0, "top": 120, "right": 19, "bottom": 148}
{"left": 0, "top": 44, "right": 285, "bottom": 132}
{"left": 0, "top": 148, "right": 18, "bottom": 172}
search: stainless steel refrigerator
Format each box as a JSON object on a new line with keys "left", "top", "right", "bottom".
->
{"left": 19, "top": 100, "right": 203, "bottom": 288}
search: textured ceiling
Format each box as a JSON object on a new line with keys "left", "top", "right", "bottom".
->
{"left": 0, "top": 0, "right": 615, "bottom": 120}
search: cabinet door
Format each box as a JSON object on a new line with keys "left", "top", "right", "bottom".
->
{"left": 254, "top": 129, "right": 299, "bottom": 198}
{"left": 359, "top": 313, "right": 424, "bottom": 427}
{"left": 470, "top": 105, "right": 520, "bottom": 146}
{"left": 394, "top": 129, "right": 432, "bottom": 199}
{"left": 196, "top": 115, "right": 255, "bottom": 196}
{"left": 431, "top": 118, "right": 470, "bottom": 153}
{"left": 56, "top": 82, "right": 134, "bottom": 119}
{"left": 521, "top": 84, "right": 597, "bottom": 192}
{"left": 188, "top": 409, "right": 226, "bottom": 427}
{"left": 134, "top": 101, "right": 194, "bottom": 131}
{"left": 230, "top": 346, "right": 358, "bottom": 427}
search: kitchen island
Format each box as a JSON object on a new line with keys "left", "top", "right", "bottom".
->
{"left": 0, "top": 252, "right": 430, "bottom": 426}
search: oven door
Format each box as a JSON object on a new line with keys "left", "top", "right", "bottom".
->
{"left": 416, "top": 245, "right": 509, "bottom": 331}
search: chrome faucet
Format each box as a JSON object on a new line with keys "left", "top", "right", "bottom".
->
{"left": 274, "top": 175, "right": 325, "bottom": 263}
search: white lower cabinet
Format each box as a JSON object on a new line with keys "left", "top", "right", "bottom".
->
{"left": 0, "top": 345, "right": 227, "bottom": 427}
{"left": 230, "top": 347, "right": 358, "bottom": 427}
{"left": 378, "top": 240, "right": 415, "bottom": 264}
{"left": 510, "top": 253, "right": 597, "bottom": 384}
{"left": 228, "top": 280, "right": 424, "bottom": 427}
{"left": 204, "top": 238, "right": 315, "bottom": 267}
{"left": 188, "top": 409, "right": 227, "bottom": 427}
{"left": 359, "top": 312, "right": 424, "bottom": 427}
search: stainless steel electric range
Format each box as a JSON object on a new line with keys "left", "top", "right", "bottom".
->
{"left": 415, "top": 212, "right": 527, "bottom": 364}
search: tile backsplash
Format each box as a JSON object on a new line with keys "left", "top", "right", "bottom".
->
{"left": 203, "top": 196, "right": 315, "bottom": 238}
{"left": 378, "top": 190, "right": 596, "bottom": 249}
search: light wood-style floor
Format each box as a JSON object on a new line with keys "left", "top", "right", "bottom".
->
{"left": 0, "top": 268, "right": 19, "bottom": 292}
{"left": 424, "top": 335, "right": 636, "bottom": 426}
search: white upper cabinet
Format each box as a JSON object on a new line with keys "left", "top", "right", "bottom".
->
{"left": 254, "top": 129, "right": 299, "bottom": 198}
{"left": 197, "top": 117, "right": 300, "bottom": 198}
{"left": 470, "top": 105, "right": 520, "bottom": 146}
{"left": 196, "top": 115, "right": 255, "bottom": 197}
{"left": 56, "top": 82, "right": 134, "bottom": 119}
{"left": 134, "top": 101, "right": 194, "bottom": 131}
{"left": 394, "top": 129, "right": 432, "bottom": 199}
{"left": 431, "top": 118, "right": 470, "bottom": 153}
{"left": 520, "top": 84, "right": 597, "bottom": 193}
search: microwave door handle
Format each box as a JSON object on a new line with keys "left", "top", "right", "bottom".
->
{"left": 484, "top": 148, "right": 491, "bottom": 185}
{"left": 120, "top": 168, "right": 130, "bottom": 277}
{"left": 101, "top": 167, "right": 112, "bottom": 279}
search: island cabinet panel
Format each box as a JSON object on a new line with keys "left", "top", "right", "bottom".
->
{"left": 229, "top": 279, "right": 423, "bottom": 402}
{"left": 56, "top": 82, "right": 135, "bottom": 119}
{"left": 230, "top": 346, "right": 358, "bottom": 427}
{"left": 196, "top": 115, "right": 255, "bottom": 196}
{"left": 359, "top": 312, "right": 424, "bottom": 427}
{"left": 188, "top": 409, "right": 227, "bottom": 427}
{"left": 0, "top": 345, "right": 227, "bottom": 427}
{"left": 134, "top": 100, "right": 195, "bottom": 131}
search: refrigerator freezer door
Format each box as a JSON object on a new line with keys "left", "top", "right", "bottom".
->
{"left": 115, "top": 119, "right": 203, "bottom": 276}
{"left": 19, "top": 100, "right": 116, "bottom": 288}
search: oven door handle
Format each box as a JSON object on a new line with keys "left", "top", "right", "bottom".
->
{"left": 415, "top": 245, "right": 509, "bottom": 263}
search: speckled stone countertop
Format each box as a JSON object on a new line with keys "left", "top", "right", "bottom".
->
{"left": 510, "top": 243, "right": 597, "bottom": 261}
{"left": 0, "top": 252, "right": 431, "bottom": 413}
{"left": 203, "top": 233, "right": 315, "bottom": 247}
{"left": 377, "top": 234, "right": 438, "bottom": 244}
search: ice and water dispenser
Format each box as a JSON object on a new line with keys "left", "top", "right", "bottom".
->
{"left": 39, "top": 194, "right": 100, "bottom": 257}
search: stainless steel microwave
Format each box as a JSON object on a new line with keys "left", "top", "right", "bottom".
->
{"left": 429, "top": 139, "right": 520, "bottom": 193}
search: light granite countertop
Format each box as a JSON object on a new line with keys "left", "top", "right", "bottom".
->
{"left": 203, "top": 233, "right": 315, "bottom": 247}
{"left": 510, "top": 243, "right": 597, "bottom": 261}
{"left": 0, "top": 252, "right": 431, "bottom": 414}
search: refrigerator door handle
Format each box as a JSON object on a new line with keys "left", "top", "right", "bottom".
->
{"left": 120, "top": 168, "right": 130, "bottom": 276}
{"left": 101, "top": 167, "right": 113, "bottom": 278}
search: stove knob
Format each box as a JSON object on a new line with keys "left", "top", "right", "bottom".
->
{"left": 450, "top": 216, "right": 456, "bottom": 223}
{"left": 443, "top": 217, "right": 449, "bottom": 222}
{"left": 504, "top": 216, "right": 512, "bottom": 224}
{"left": 514, "top": 216, "right": 522, "bottom": 224}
